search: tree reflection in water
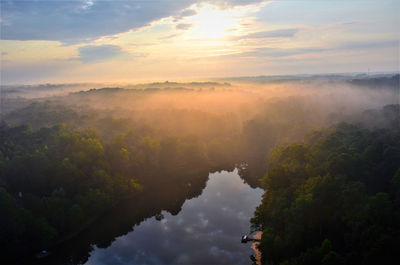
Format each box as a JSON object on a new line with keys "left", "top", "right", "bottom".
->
{"left": 37, "top": 170, "right": 262, "bottom": 265}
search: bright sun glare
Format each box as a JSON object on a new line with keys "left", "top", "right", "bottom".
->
{"left": 186, "top": 5, "right": 239, "bottom": 39}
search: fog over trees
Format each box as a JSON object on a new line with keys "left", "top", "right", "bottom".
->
{"left": 0, "top": 74, "right": 399, "bottom": 264}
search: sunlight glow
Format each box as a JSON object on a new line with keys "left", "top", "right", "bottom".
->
{"left": 186, "top": 5, "right": 242, "bottom": 39}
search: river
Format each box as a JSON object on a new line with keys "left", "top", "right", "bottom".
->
{"left": 31, "top": 169, "right": 262, "bottom": 265}
{"left": 83, "top": 169, "right": 263, "bottom": 265}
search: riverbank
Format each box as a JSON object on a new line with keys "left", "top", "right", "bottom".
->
{"left": 251, "top": 232, "right": 262, "bottom": 265}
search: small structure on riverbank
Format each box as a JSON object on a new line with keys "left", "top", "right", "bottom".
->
{"left": 241, "top": 234, "right": 260, "bottom": 243}
{"left": 35, "top": 250, "right": 50, "bottom": 259}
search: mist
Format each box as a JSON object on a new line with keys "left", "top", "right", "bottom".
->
{"left": 1, "top": 73, "right": 399, "bottom": 264}
{"left": 3, "top": 74, "right": 398, "bottom": 139}
{"left": 3, "top": 74, "right": 398, "bottom": 177}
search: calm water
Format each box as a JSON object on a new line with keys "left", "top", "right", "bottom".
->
{"left": 84, "top": 169, "right": 263, "bottom": 265}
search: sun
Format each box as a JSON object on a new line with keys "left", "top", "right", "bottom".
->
{"left": 185, "top": 5, "right": 239, "bottom": 39}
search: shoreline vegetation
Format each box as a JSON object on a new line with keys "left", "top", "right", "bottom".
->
{"left": 0, "top": 76, "right": 399, "bottom": 264}
{"left": 251, "top": 118, "right": 400, "bottom": 264}
{"left": 251, "top": 231, "right": 263, "bottom": 265}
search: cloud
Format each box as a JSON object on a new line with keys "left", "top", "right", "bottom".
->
{"left": 217, "top": 39, "right": 398, "bottom": 60}
{"left": 248, "top": 47, "right": 326, "bottom": 57}
{"left": 211, "top": 47, "right": 327, "bottom": 60}
{"left": 1, "top": 0, "right": 196, "bottom": 42}
{"left": 341, "top": 40, "right": 399, "bottom": 50}
{"left": 209, "top": 0, "right": 269, "bottom": 9}
{"left": 0, "top": 0, "right": 267, "bottom": 43}
{"left": 159, "top": 34, "right": 180, "bottom": 40}
{"left": 76, "top": 45, "right": 126, "bottom": 63}
{"left": 231, "top": 28, "right": 299, "bottom": 40}
{"left": 173, "top": 9, "right": 197, "bottom": 22}
{"left": 176, "top": 23, "right": 193, "bottom": 30}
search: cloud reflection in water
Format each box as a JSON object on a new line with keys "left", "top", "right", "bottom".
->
{"left": 85, "top": 170, "right": 263, "bottom": 265}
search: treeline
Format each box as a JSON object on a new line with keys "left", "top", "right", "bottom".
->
{"left": 251, "top": 109, "right": 400, "bottom": 264}
{"left": 3, "top": 97, "right": 327, "bottom": 188}
{"left": 349, "top": 74, "right": 399, "bottom": 89}
{"left": 0, "top": 120, "right": 232, "bottom": 261}
{"left": 1, "top": 80, "right": 398, "bottom": 263}
{"left": 0, "top": 95, "right": 298, "bottom": 260}
{"left": 0, "top": 124, "right": 141, "bottom": 257}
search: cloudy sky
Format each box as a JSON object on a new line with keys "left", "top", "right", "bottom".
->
{"left": 0, "top": 0, "right": 399, "bottom": 84}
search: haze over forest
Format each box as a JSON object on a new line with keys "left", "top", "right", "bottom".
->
{"left": 0, "top": 1, "right": 399, "bottom": 265}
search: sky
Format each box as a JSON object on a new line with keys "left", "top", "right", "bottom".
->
{"left": 0, "top": 0, "right": 399, "bottom": 84}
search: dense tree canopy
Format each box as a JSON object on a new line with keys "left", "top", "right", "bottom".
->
{"left": 0, "top": 124, "right": 141, "bottom": 256}
{"left": 1, "top": 77, "right": 398, "bottom": 264}
{"left": 0, "top": 122, "right": 213, "bottom": 260}
{"left": 252, "top": 121, "right": 400, "bottom": 265}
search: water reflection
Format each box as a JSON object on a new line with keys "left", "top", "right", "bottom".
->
{"left": 85, "top": 170, "right": 263, "bottom": 265}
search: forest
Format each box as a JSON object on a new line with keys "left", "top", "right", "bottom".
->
{"left": 251, "top": 105, "right": 400, "bottom": 265}
{"left": 0, "top": 75, "right": 399, "bottom": 264}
